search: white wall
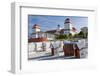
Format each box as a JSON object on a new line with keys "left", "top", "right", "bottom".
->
{"left": 0, "top": 0, "right": 100, "bottom": 76}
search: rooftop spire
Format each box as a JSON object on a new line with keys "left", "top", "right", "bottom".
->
{"left": 64, "top": 18, "right": 70, "bottom": 24}
{"left": 32, "top": 24, "right": 40, "bottom": 29}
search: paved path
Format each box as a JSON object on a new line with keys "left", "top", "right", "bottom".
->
{"left": 28, "top": 48, "right": 87, "bottom": 60}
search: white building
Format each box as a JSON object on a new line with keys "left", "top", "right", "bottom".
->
{"left": 46, "top": 18, "right": 77, "bottom": 36}
{"left": 29, "top": 18, "right": 77, "bottom": 42}
{"left": 64, "top": 18, "right": 77, "bottom": 35}
{"left": 32, "top": 24, "right": 41, "bottom": 38}
{"left": 30, "top": 24, "right": 55, "bottom": 41}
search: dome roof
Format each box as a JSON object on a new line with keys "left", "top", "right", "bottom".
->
{"left": 64, "top": 18, "right": 70, "bottom": 24}
{"left": 32, "top": 24, "right": 40, "bottom": 29}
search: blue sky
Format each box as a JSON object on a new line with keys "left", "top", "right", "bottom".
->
{"left": 28, "top": 15, "right": 88, "bottom": 36}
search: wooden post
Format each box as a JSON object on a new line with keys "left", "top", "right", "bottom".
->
{"left": 75, "top": 44, "right": 80, "bottom": 58}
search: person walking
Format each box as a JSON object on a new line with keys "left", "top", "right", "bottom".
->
{"left": 50, "top": 42, "right": 54, "bottom": 56}
{"left": 42, "top": 41, "right": 46, "bottom": 51}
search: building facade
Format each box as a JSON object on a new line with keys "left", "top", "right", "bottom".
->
{"left": 64, "top": 18, "right": 77, "bottom": 35}
{"left": 29, "top": 18, "right": 77, "bottom": 42}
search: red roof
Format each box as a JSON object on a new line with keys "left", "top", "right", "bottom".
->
{"left": 28, "top": 37, "right": 48, "bottom": 42}
{"left": 72, "top": 27, "right": 77, "bottom": 32}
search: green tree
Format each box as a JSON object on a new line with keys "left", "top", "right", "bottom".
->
{"left": 84, "top": 32, "right": 88, "bottom": 38}
{"left": 78, "top": 31, "right": 84, "bottom": 38}
{"left": 73, "top": 34, "right": 78, "bottom": 38}
{"left": 68, "top": 33, "right": 72, "bottom": 39}
{"left": 55, "top": 34, "right": 68, "bottom": 40}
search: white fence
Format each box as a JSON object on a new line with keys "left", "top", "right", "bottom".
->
{"left": 28, "top": 42, "right": 51, "bottom": 52}
{"left": 28, "top": 41, "right": 64, "bottom": 52}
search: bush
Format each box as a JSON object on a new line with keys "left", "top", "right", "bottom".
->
{"left": 55, "top": 34, "right": 68, "bottom": 40}
{"left": 78, "top": 31, "right": 88, "bottom": 38}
